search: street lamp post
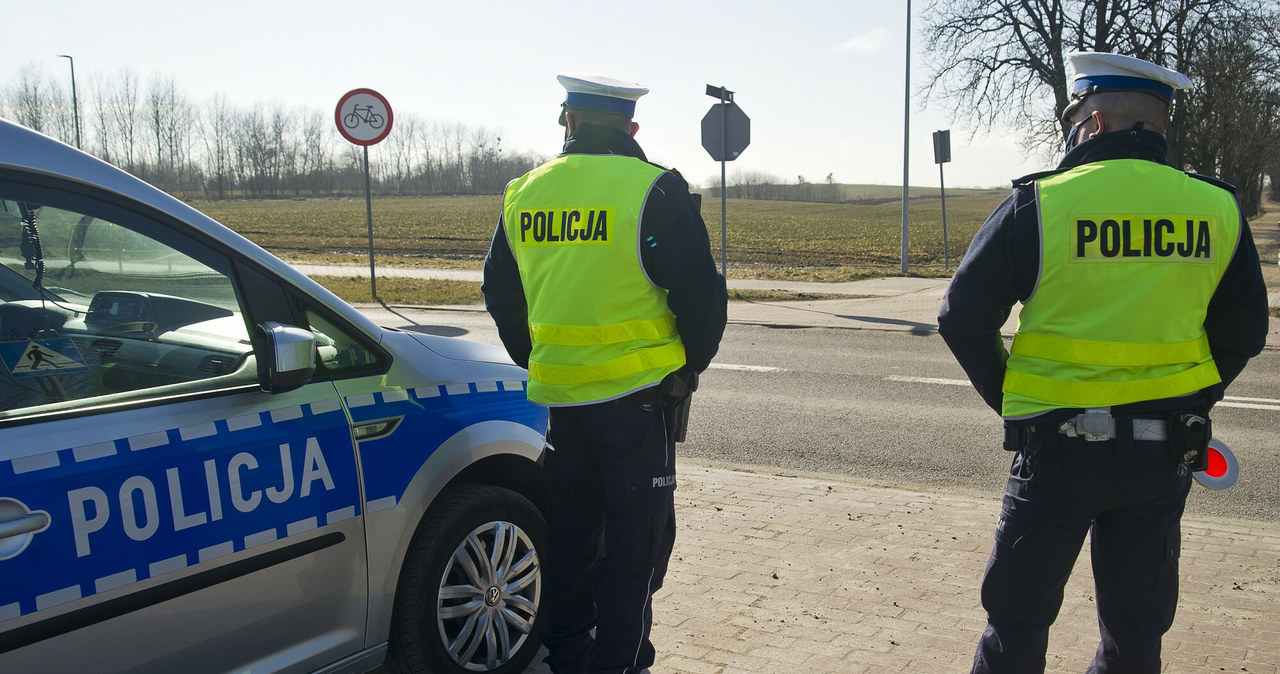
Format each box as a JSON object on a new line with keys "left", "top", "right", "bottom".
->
{"left": 56, "top": 54, "right": 81, "bottom": 149}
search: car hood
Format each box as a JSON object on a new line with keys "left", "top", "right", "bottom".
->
{"left": 399, "top": 329, "right": 518, "bottom": 366}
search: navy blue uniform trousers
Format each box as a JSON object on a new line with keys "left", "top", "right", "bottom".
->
{"left": 973, "top": 427, "right": 1193, "bottom": 673}
{"left": 540, "top": 397, "right": 677, "bottom": 674}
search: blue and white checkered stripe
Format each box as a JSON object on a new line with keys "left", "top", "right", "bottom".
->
{"left": 0, "top": 398, "right": 357, "bottom": 624}
{"left": 0, "top": 377, "right": 542, "bottom": 625}
{"left": 348, "top": 379, "right": 534, "bottom": 513}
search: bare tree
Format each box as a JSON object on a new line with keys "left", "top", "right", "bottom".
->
{"left": 445, "top": 122, "right": 470, "bottom": 194}
{"left": 234, "top": 106, "right": 270, "bottom": 195}
{"left": 203, "top": 94, "right": 235, "bottom": 198}
{"left": 47, "top": 82, "right": 75, "bottom": 147}
{"left": 921, "top": 1, "right": 1260, "bottom": 149}
{"left": 725, "top": 170, "right": 783, "bottom": 200}
{"left": 298, "top": 109, "right": 335, "bottom": 196}
{"left": 89, "top": 78, "right": 115, "bottom": 163}
{"left": 921, "top": 0, "right": 1280, "bottom": 213}
{"left": 1179, "top": 14, "right": 1280, "bottom": 215}
{"left": 337, "top": 144, "right": 366, "bottom": 194}
{"left": 380, "top": 113, "right": 420, "bottom": 195}
{"left": 107, "top": 69, "right": 144, "bottom": 176}
{"left": 416, "top": 122, "right": 442, "bottom": 193}
{"left": 146, "top": 75, "right": 198, "bottom": 190}
{"left": 467, "top": 127, "right": 503, "bottom": 194}
{"left": 269, "top": 104, "right": 296, "bottom": 193}
{"left": 170, "top": 90, "right": 200, "bottom": 192}
{"left": 5, "top": 65, "right": 54, "bottom": 134}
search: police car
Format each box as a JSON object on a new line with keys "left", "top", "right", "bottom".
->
{"left": 0, "top": 118, "right": 549, "bottom": 674}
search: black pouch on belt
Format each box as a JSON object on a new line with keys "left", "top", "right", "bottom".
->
{"left": 660, "top": 369, "right": 698, "bottom": 443}
{"left": 1003, "top": 423, "right": 1034, "bottom": 452}
{"left": 1168, "top": 411, "right": 1211, "bottom": 472}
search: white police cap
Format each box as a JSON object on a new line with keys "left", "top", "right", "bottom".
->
{"left": 1062, "top": 51, "right": 1192, "bottom": 120}
{"left": 557, "top": 72, "right": 649, "bottom": 118}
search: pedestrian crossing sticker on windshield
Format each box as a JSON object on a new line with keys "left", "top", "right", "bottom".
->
{"left": 0, "top": 338, "right": 89, "bottom": 377}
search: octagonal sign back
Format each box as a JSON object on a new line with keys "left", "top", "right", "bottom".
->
{"left": 701, "top": 102, "right": 750, "bottom": 161}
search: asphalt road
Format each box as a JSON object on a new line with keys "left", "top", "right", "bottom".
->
{"left": 364, "top": 299, "right": 1280, "bottom": 524}
{"left": 688, "top": 324, "right": 1280, "bottom": 523}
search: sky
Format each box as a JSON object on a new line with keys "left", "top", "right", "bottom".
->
{"left": 7, "top": 0, "right": 1051, "bottom": 190}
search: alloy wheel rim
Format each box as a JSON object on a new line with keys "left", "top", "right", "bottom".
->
{"left": 436, "top": 520, "right": 541, "bottom": 671}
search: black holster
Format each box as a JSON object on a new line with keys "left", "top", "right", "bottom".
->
{"left": 1003, "top": 423, "right": 1036, "bottom": 452}
{"left": 659, "top": 369, "right": 699, "bottom": 442}
{"left": 1169, "top": 410, "right": 1211, "bottom": 472}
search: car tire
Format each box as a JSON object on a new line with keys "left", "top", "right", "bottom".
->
{"left": 388, "top": 484, "right": 546, "bottom": 674}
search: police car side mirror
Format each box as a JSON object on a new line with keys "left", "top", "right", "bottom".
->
{"left": 255, "top": 321, "right": 317, "bottom": 393}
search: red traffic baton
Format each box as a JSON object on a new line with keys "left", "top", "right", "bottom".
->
{"left": 1193, "top": 438, "right": 1239, "bottom": 490}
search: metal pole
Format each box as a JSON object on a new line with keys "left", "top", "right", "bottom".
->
{"left": 939, "top": 162, "right": 949, "bottom": 269}
{"left": 57, "top": 54, "right": 81, "bottom": 149}
{"left": 363, "top": 145, "right": 377, "bottom": 300}
{"left": 719, "top": 94, "right": 729, "bottom": 278}
{"left": 900, "top": 0, "right": 911, "bottom": 274}
{"left": 720, "top": 158, "right": 727, "bottom": 277}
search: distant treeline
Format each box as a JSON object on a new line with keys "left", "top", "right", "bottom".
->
{"left": 1, "top": 67, "right": 548, "bottom": 199}
{"left": 2, "top": 67, "right": 862, "bottom": 204}
{"left": 702, "top": 172, "right": 849, "bottom": 203}
{"left": 698, "top": 171, "right": 999, "bottom": 204}
{"left": 1, "top": 66, "right": 878, "bottom": 205}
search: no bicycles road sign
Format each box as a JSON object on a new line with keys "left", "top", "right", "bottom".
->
{"left": 335, "top": 88, "right": 393, "bottom": 146}
{"left": 336, "top": 87, "right": 394, "bottom": 299}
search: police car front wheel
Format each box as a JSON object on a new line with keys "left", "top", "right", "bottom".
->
{"left": 387, "top": 484, "right": 546, "bottom": 674}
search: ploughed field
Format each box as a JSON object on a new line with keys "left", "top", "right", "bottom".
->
{"left": 188, "top": 188, "right": 1008, "bottom": 281}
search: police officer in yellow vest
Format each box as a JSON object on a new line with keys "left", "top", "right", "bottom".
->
{"left": 938, "top": 52, "right": 1268, "bottom": 673}
{"left": 483, "top": 72, "right": 727, "bottom": 674}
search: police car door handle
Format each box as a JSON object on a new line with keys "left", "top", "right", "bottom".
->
{"left": 0, "top": 511, "right": 50, "bottom": 540}
{"left": 353, "top": 416, "right": 402, "bottom": 442}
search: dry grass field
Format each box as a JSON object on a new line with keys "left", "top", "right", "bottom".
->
{"left": 189, "top": 188, "right": 1009, "bottom": 282}
{"left": 188, "top": 190, "right": 1276, "bottom": 311}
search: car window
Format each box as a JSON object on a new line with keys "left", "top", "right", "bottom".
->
{"left": 0, "top": 190, "right": 255, "bottom": 421}
{"left": 304, "top": 306, "right": 384, "bottom": 376}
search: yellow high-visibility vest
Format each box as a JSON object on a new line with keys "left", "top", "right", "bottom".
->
{"left": 504, "top": 153, "right": 685, "bottom": 406}
{"left": 1002, "top": 159, "right": 1240, "bottom": 418}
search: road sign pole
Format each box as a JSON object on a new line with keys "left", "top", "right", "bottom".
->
{"left": 719, "top": 96, "right": 728, "bottom": 277}
{"left": 335, "top": 88, "right": 394, "bottom": 303}
{"left": 719, "top": 158, "right": 727, "bottom": 278}
{"left": 363, "top": 145, "right": 376, "bottom": 300}
{"left": 701, "top": 85, "right": 749, "bottom": 280}
{"left": 939, "top": 162, "right": 949, "bottom": 269}
{"left": 932, "top": 129, "right": 952, "bottom": 270}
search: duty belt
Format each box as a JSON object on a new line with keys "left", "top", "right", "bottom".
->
{"left": 608, "top": 386, "right": 664, "bottom": 410}
{"left": 1057, "top": 407, "right": 1167, "bottom": 442}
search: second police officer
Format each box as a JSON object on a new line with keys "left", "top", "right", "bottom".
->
{"left": 482, "top": 72, "right": 728, "bottom": 674}
{"left": 938, "top": 52, "right": 1269, "bottom": 673}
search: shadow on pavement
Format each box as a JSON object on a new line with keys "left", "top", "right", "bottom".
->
{"left": 378, "top": 300, "right": 472, "bottom": 338}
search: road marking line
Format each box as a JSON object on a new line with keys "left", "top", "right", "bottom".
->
{"left": 708, "top": 363, "right": 786, "bottom": 373}
{"left": 886, "top": 379, "right": 1280, "bottom": 410}
{"left": 1217, "top": 401, "right": 1280, "bottom": 411}
{"left": 1224, "top": 395, "right": 1280, "bottom": 404}
{"left": 886, "top": 375, "right": 971, "bottom": 386}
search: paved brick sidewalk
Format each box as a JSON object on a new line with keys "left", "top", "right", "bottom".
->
{"left": 526, "top": 461, "right": 1280, "bottom": 673}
